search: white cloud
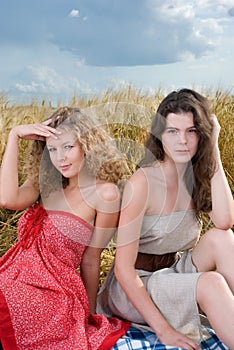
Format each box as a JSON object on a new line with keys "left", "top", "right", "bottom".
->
{"left": 193, "top": 0, "right": 234, "bottom": 17}
{"left": 144, "top": 0, "right": 234, "bottom": 64}
{"left": 153, "top": 1, "right": 194, "bottom": 21}
{"left": 13, "top": 64, "right": 94, "bottom": 101}
{"left": 15, "top": 82, "right": 39, "bottom": 93}
{"left": 16, "top": 65, "right": 74, "bottom": 93}
{"left": 69, "top": 9, "right": 79, "bottom": 18}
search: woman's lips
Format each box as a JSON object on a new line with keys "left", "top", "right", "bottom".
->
{"left": 175, "top": 150, "right": 189, "bottom": 153}
{"left": 60, "top": 164, "right": 71, "bottom": 171}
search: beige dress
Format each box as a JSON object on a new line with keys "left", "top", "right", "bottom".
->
{"left": 97, "top": 210, "right": 211, "bottom": 342}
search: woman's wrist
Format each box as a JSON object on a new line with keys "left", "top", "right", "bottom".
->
{"left": 213, "top": 144, "right": 221, "bottom": 162}
{"left": 8, "top": 127, "right": 20, "bottom": 141}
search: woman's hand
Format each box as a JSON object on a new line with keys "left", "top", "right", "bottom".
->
{"left": 210, "top": 114, "right": 221, "bottom": 146}
{"left": 159, "top": 325, "right": 201, "bottom": 350}
{"left": 10, "top": 119, "right": 60, "bottom": 141}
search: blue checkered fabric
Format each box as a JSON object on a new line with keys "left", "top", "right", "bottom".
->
{"left": 111, "top": 326, "right": 229, "bottom": 350}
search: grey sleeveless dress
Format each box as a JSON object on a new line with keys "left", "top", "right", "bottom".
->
{"left": 97, "top": 210, "right": 211, "bottom": 342}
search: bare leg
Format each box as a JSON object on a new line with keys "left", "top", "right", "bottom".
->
{"left": 197, "top": 271, "right": 234, "bottom": 349}
{"left": 192, "top": 227, "right": 234, "bottom": 292}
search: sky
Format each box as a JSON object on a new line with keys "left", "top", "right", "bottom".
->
{"left": 0, "top": 0, "right": 234, "bottom": 105}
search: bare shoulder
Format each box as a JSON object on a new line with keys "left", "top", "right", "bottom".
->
{"left": 120, "top": 167, "right": 151, "bottom": 211}
{"left": 96, "top": 181, "right": 121, "bottom": 203}
{"left": 128, "top": 167, "right": 151, "bottom": 190}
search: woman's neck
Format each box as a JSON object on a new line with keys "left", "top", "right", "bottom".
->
{"left": 160, "top": 158, "right": 188, "bottom": 179}
{"left": 68, "top": 167, "right": 96, "bottom": 190}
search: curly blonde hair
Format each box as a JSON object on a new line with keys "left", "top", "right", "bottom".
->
{"left": 24, "top": 107, "right": 130, "bottom": 196}
{"left": 139, "top": 89, "right": 216, "bottom": 214}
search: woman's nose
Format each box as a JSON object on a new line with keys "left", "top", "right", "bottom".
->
{"left": 178, "top": 132, "right": 187, "bottom": 144}
{"left": 57, "top": 149, "right": 66, "bottom": 161}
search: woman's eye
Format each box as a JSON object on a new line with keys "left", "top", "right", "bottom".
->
{"left": 64, "top": 145, "right": 73, "bottom": 150}
{"left": 168, "top": 129, "right": 177, "bottom": 134}
{"left": 47, "top": 147, "right": 56, "bottom": 152}
{"left": 188, "top": 129, "right": 197, "bottom": 133}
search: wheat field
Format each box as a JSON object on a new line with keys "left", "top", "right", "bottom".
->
{"left": 0, "top": 86, "right": 233, "bottom": 284}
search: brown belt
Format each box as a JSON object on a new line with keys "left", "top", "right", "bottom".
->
{"left": 135, "top": 252, "right": 178, "bottom": 272}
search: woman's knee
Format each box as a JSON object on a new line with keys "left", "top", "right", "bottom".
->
{"left": 196, "top": 271, "right": 228, "bottom": 310}
{"left": 202, "top": 227, "right": 233, "bottom": 248}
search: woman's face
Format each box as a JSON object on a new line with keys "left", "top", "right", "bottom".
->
{"left": 46, "top": 129, "right": 85, "bottom": 180}
{"left": 161, "top": 111, "right": 199, "bottom": 164}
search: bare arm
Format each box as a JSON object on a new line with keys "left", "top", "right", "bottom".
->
{"left": 0, "top": 120, "right": 60, "bottom": 210}
{"left": 80, "top": 246, "right": 103, "bottom": 314}
{"left": 115, "top": 170, "right": 200, "bottom": 349}
{"left": 80, "top": 183, "right": 120, "bottom": 314}
{"left": 208, "top": 115, "right": 234, "bottom": 228}
{"left": 0, "top": 128, "right": 39, "bottom": 209}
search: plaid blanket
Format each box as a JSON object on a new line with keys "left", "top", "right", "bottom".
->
{"left": 112, "top": 326, "right": 229, "bottom": 350}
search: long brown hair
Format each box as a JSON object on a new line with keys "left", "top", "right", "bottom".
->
{"left": 139, "top": 88, "right": 216, "bottom": 214}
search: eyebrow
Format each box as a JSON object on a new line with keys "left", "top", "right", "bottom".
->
{"left": 165, "top": 126, "right": 196, "bottom": 130}
{"left": 47, "top": 139, "right": 77, "bottom": 148}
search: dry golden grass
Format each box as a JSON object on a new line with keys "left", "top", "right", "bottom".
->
{"left": 0, "top": 86, "right": 233, "bottom": 282}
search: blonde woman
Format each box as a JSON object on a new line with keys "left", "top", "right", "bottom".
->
{"left": 0, "top": 107, "right": 130, "bottom": 350}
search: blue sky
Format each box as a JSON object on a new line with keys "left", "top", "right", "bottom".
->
{"left": 0, "top": 0, "right": 234, "bottom": 105}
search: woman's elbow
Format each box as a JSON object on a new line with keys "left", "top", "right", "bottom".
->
{"left": 0, "top": 196, "right": 20, "bottom": 210}
{"left": 114, "top": 261, "right": 123, "bottom": 282}
{"left": 213, "top": 218, "right": 234, "bottom": 230}
{"left": 114, "top": 259, "right": 133, "bottom": 284}
{"left": 229, "top": 211, "right": 234, "bottom": 228}
{"left": 211, "top": 209, "right": 234, "bottom": 230}
{"left": 0, "top": 196, "right": 11, "bottom": 209}
{"left": 0, "top": 189, "right": 16, "bottom": 209}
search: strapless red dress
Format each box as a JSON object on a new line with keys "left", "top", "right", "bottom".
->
{"left": 0, "top": 205, "right": 129, "bottom": 349}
